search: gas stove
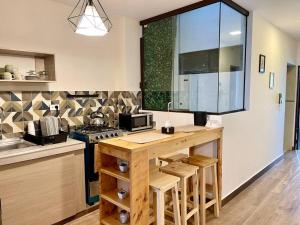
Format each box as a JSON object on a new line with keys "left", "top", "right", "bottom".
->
{"left": 74, "top": 125, "right": 123, "bottom": 143}
{"left": 70, "top": 125, "right": 124, "bottom": 206}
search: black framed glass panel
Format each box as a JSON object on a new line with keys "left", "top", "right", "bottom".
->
{"left": 141, "top": 1, "right": 248, "bottom": 114}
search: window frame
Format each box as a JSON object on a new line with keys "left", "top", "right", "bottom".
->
{"left": 140, "top": 0, "right": 249, "bottom": 114}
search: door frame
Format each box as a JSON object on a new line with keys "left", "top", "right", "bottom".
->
{"left": 293, "top": 66, "right": 300, "bottom": 150}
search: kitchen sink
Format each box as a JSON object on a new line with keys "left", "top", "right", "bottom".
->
{"left": 0, "top": 138, "right": 36, "bottom": 152}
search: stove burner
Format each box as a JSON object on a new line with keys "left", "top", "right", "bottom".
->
{"left": 73, "top": 125, "right": 124, "bottom": 143}
{"left": 77, "top": 125, "right": 116, "bottom": 134}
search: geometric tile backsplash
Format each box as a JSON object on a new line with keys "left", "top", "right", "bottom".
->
{"left": 0, "top": 91, "right": 142, "bottom": 139}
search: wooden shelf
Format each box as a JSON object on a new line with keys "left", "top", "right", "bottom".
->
{"left": 101, "top": 167, "right": 130, "bottom": 182}
{"left": 0, "top": 48, "right": 56, "bottom": 83}
{"left": 101, "top": 212, "right": 129, "bottom": 225}
{"left": 102, "top": 189, "right": 130, "bottom": 212}
{"left": 0, "top": 80, "right": 56, "bottom": 83}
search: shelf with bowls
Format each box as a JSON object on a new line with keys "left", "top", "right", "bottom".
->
{"left": 0, "top": 48, "right": 56, "bottom": 83}
{"left": 99, "top": 152, "right": 131, "bottom": 224}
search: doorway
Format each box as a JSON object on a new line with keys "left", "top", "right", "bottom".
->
{"left": 283, "top": 64, "right": 297, "bottom": 151}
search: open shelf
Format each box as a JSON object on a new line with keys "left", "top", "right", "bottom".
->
{"left": 0, "top": 48, "right": 56, "bottom": 83}
{"left": 101, "top": 189, "right": 130, "bottom": 212}
{"left": 101, "top": 167, "right": 130, "bottom": 182}
{"left": 101, "top": 212, "right": 129, "bottom": 225}
{"left": 0, "top": 80, "right": 56, "bottom": 83}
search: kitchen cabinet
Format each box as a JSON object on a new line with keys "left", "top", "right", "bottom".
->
{"left": 0, "top": 150, "right": 85, "bottom": 225}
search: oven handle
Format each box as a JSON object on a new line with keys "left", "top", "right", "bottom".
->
{"left": 94, "top": 144, "right": 100, "bottom": 173}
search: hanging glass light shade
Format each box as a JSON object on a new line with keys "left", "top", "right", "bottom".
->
{"left": 68, "top": 0, "right": 112, "bottom": 36}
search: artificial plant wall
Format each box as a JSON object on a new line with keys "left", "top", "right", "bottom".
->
{"left": 143, "top": 17, "right": 176, "bottom": 111}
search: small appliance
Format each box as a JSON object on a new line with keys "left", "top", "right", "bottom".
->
{"left": 119, "top": 112, "right": 153, "bottom": 132}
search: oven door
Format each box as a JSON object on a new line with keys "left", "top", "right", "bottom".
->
{"left": 71, "top": 132, "right": 99, "bottom": 205}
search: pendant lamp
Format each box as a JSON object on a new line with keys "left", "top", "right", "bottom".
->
{"left": 68, "top": 0, "right": 112, "bottom": 36}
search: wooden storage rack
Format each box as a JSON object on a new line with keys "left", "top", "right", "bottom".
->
{"left": 99, "top": 145, "right": 149, "bottom": 225}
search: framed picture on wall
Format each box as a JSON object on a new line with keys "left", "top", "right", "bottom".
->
{"left": 269, "top": 72, "right": 275, "bottom": 89}
{"left": 259, "top": 54, "right": 266, "bottom": 73}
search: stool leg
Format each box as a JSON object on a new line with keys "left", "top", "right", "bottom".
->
{"left": 153, "top": 191, "right": 158, "bottom": 225}
{"left": 192, "top": 172, "right": 200, "bottom": 225}
{"left": 199, "top": 168, "right": 206, "bottom": 225}
{"left": 172, "top": 184, "right": 181, "bottom": 225}
{"left": 212, "top": 164, "right": 220, "bottom": 217}
{"left": 180, "top": 178, "right": 187, "bottom": 225}
{"left": 156, "top": 191, "right": 165, "bottom": 225}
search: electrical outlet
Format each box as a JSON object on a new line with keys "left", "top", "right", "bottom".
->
{"left": 50, "top": 104, "right": 60, "bottom": 111}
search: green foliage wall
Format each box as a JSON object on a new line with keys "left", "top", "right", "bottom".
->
{"left": 143, "top": 17, "right": 176, "bottom": 111}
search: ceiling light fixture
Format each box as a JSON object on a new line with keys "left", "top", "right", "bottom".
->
{"left": 68, "top": 0, "right": 112, "bottom": 36}
{"left": 229, "top": 30, "right": 242, "bottom": 36}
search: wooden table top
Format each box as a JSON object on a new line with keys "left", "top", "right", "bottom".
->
{"left": 99, "top": 126, "right": 223, "bottom": 153}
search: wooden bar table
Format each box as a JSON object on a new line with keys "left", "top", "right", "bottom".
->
{"left": 98, "top": 127, "right": 223, "bottom": 225}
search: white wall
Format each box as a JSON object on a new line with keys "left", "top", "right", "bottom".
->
{"left": 145, "top": 12, "right": 298, "bottom": 198}
{"left": 0, "top": 0, "right": 140, "bottom": 91}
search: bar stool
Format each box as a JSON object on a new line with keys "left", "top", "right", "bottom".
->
{"left": 183, "top": 155, "right": 219, "bottom": 225}
{"left": 149, "top": 171, "right": 181, "bottom": 225}
{"left": 160, "top": 162, "right": 200, "bottom": 225}
{"left": 158, "top": 153, "right": 188, "bottom": 164}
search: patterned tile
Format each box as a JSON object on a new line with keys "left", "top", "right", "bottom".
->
{"left": 11, "top": 92, "right": 22, "bottom": 101}
{"left": 11, "top": 101, "right": 23, "bottom": 112}
{"left": 23, "top": 111, "right": 34, "bottom": 121}
{"left": 0, "top": 92, "right": 11, "bottom": 101}
{"left": 0, "top": 90, "right": 142, "bottom": 136}
{"left": 12, "top": 112, "right": 23, "bottom": 122}
{"left": 22, "top": 92, "right": 32, "bottom": 101}
{"left": 33, "top": 100, "right": 50, "bottom": 110}
{"left": 23, "top": 101, "right": 33, "bottom": 112}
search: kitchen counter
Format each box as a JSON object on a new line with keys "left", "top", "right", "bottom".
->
{"left": 98, "top": 126, "right": 223, "bottom": 225}
{"left": 0, "top": 138, "right": 85, "bottom": 166}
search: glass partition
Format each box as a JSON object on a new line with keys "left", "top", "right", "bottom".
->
{"left": 141, "top": 1, "right": 248, "bottom": 114}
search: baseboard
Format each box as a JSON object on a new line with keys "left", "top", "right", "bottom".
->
{"left": 222, "top": 154, "right": 285, "bottom": 206}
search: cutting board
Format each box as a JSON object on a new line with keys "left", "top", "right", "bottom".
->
{"left": 119, "top": 132, "right": 171, "bottom": 144}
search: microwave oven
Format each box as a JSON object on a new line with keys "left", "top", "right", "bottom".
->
{"left": 119, "top": 113, "right": 153, "bottom": 131}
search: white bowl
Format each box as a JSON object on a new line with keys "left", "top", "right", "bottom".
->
{"left": 117, "top": 190, "right": 128, "bottom": 200}
{"left": 119, "top": 162, "right": 129, "bottom": 173}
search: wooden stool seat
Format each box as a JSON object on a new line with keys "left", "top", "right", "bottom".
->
{"left": 150, "top": 172, "right": 180, "bottom": 192}
{"left": 183, "top": 155, "right": 218, "bottom": 168}
{"left": 160, "top": 162, "right": 198, "bottom": 178}
{"left": 149, "top": 171, "right": 181, "bottom": 225}
{"left": 159, "top": 153, "right": 188, "bottom": 163}
{"left": 161, "top": 162, "right": 200, "bottom": 225}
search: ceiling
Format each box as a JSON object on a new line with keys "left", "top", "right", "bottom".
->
{"left": 52, "top": 0, "right": 300, "bottom": 40}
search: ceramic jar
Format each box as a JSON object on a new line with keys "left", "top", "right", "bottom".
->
{"left": 119, "top": 210, "right": 129, "bottom": 224}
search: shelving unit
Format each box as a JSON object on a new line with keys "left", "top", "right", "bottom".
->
{"left": 99, "top": 146, "right": 149, "bottom": 225}
{"left": 0, "top": 48, "right": 56, "bottom": 83}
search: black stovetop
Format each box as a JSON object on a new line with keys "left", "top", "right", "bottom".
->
{"left": 75, "top": 125, "right": 120, "bottom": 135}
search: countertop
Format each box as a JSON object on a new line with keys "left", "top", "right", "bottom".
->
{"left": 0, "top": 138, "right": 85, "bottom": 166}
{"left": 99, "top": 125, "right": 223, "bottom": 153}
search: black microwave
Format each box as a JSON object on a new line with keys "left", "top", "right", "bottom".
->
{"left": 119, "top": 113, "right": 153, "bottom": 131}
